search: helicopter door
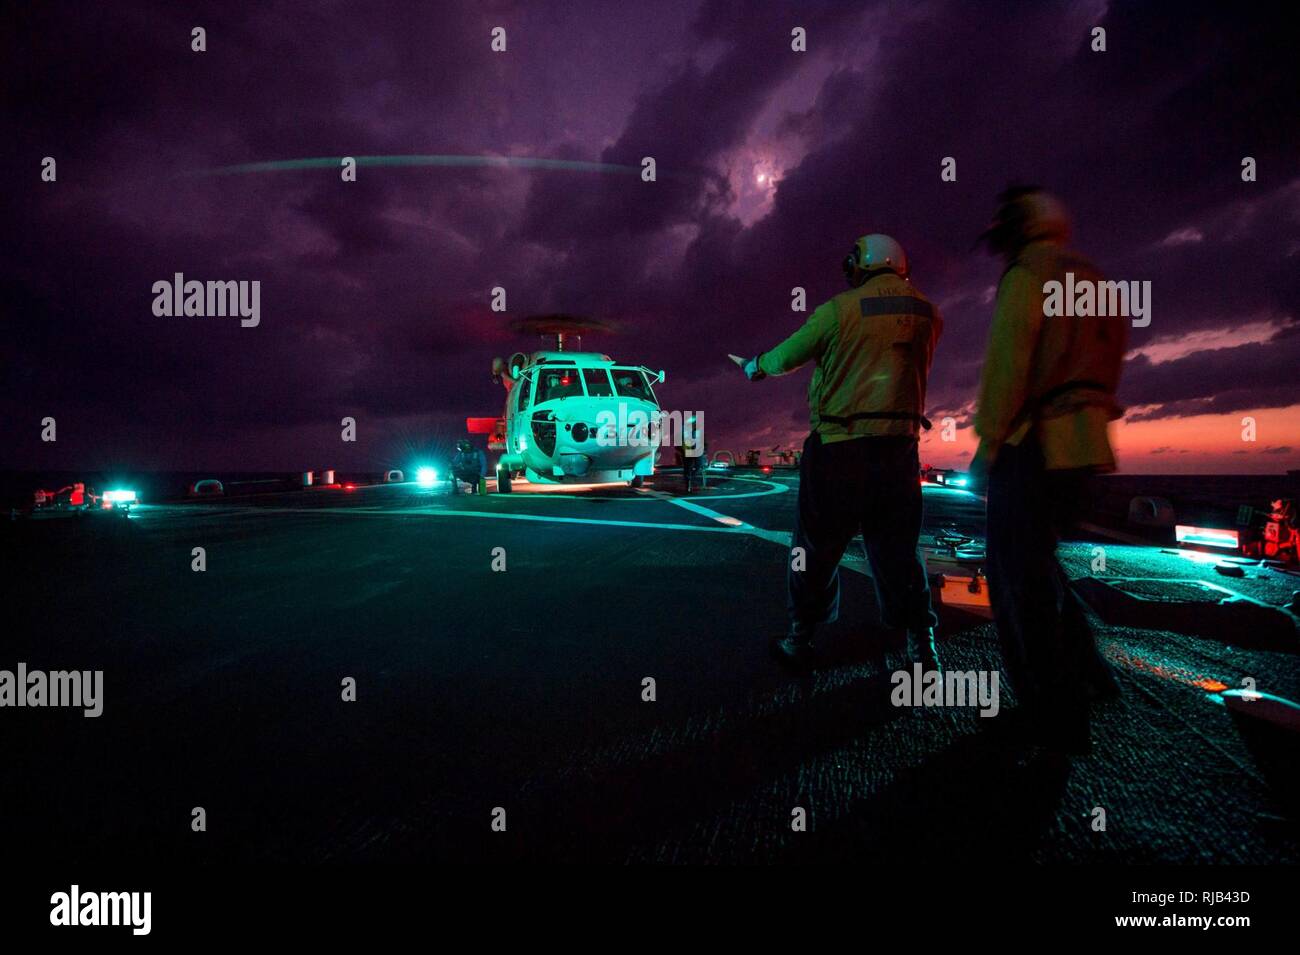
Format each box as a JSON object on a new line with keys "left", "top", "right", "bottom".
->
{"left": 512, "top": 372, "right": 534, "bottom": 451}
{"left": 515, "top": 372, "right": 533, "bottom": 413}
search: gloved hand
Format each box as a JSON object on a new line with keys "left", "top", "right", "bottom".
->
{"left": 743, "top": 356, "right": 766, "bottom": 381}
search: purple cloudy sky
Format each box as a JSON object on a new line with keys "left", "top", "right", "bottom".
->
{"left": 3, "top": 0, "right": 1298, "bottom": 474}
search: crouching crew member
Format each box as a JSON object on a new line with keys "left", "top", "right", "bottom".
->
{"left": 450, "top": 439, "right": 488, "bottom": 494}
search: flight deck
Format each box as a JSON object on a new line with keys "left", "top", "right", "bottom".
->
{"left": 4, "top": 471, "right": 1298, "bottom": 864}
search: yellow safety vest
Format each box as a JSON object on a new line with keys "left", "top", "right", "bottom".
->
{"left": 975, "top": 241, "right": 1126, "bottom": 469}
{"left": 758, "top": 273, "right": 943, "bottom": 441}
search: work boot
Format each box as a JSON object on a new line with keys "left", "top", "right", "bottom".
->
{"left": 771, "top": 622, "right": 815, "bottom": 673}
{"left": 906, "top": 627, "right": 941, "bottom": 677}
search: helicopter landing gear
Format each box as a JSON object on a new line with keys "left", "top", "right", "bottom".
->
{"left": 629, "top": 475, "right": 644, "bottom": 489}
{"left": 498, "top": 470, "right": 513, "bottom": 493}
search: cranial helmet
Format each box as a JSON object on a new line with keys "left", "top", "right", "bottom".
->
{"left": 456, "top": 439, "right": 473, "bottom": 453}
{"left": 843, "top": 234, "right": 909, "bottom": 286}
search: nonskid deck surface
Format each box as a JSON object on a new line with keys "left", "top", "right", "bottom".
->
{"left": 4, "top": 471, "right": 1297, "bottom": 863}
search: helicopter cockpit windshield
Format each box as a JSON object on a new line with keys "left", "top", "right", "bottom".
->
{"left": 611, "top": 368, "right": 657, "bottom": 405}
{"left": 535, "top": 368, "right": 584, "bottom": 402}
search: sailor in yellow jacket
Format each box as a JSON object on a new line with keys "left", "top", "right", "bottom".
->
{"left": 973, "top": 187, "right": 1125, "bottom": 753}
{"left": 740, "top": 234, "right": 942, "bottom": 673}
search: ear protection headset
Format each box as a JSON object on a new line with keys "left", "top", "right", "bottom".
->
{"left": 842, "top": 245, "right": 863, "bottom": 286}
{"left": 842, "top": 237, "right": 905, "bottom": 287}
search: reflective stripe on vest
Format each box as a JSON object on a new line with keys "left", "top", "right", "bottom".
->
{"left": 860, "top": 297, "right": 936, "bottom": 319}
{"left": 813, "top": 292, "right": 937, "bottom": 433}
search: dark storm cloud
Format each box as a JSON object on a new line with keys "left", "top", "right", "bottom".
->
{"left": 517, "top": 0, "right": 860, "bottom": 243}
{"left": 2, "top": 0, "right": 540, "bottom": 466}
{"left": 2, "top": 0, "right": 1297, "bottom": 468}
{"left": 1121, "top": 336, "right": 1300, "bottom": 421}
{"left": 715, "top": 0, "right": 1300, "bottom": 420}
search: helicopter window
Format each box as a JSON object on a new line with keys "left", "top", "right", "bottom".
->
{"left": 612, "top": 368, "right": 655, "bottom": 403}
{"left": 582, "top": 368, "right": 614, "bottom": 397}
{"left": 536, "top": 369, "right": 585, "bottom": 402}
{"left": 516, "top": 374, "right": 532, "bottom": 412}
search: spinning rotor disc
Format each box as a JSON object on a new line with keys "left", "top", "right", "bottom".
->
{"left": 510, "top": 314, "right": 614, "bottom": 351}
{"left": 509, "top": 314, "right": 612, "bottom": 336}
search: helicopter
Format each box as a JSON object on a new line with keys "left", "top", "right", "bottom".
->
{"left": 468, "top": 315, "right": 665, "bottom": 492}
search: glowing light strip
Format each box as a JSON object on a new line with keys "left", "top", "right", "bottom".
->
{"left": 1174, "top": 525, "right": 1239, "bottom": 549}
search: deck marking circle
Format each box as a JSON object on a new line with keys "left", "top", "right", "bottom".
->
{"left": 678, "top": 476, "right": 789, "bottom": 501}
{"left": 248, "top": 506, "right": 739, "bottom": 533}
{"left": 197, "top": 475, "right": 790, "bottom": 536}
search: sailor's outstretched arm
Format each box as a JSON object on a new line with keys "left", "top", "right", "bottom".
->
{"left": 741, "top": 301, "right": 834, "bottom": 381}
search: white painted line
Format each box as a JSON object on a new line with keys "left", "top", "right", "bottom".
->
{"left": 203, "top": 488, "right": 873, "bottom": 577}
{"left": 665, "top": 495, "right": 749, "bottom": 528}
{"left": 656, "top": 490, "right": 871, "bottom": 577}
{"left": 634, "top": 485, "right": 748, "bottom": 527}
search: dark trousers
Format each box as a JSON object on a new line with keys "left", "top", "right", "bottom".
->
{"left": 682, "top": 450, "right": 705, "bottom": 491}
{"left": 787, "top": 433, "right": 936, "bottom": 634}
{"left": 985, "top": 439, "right": 1111, "bottom": 729}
